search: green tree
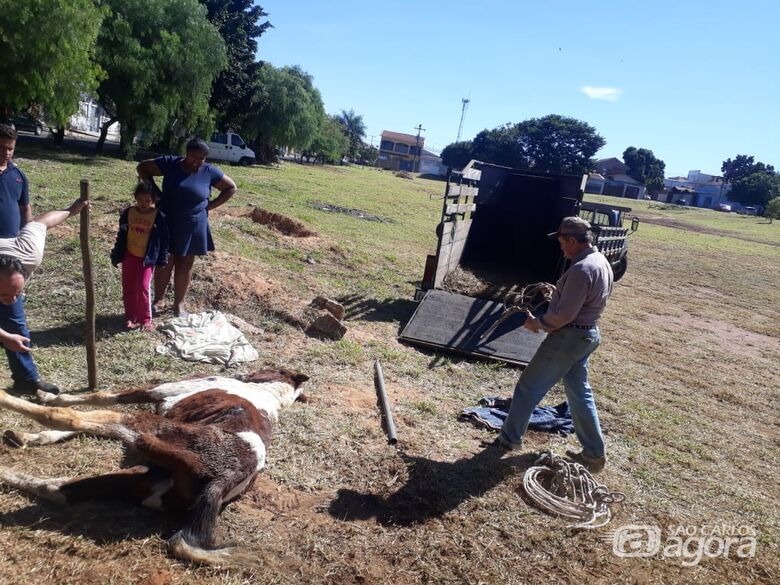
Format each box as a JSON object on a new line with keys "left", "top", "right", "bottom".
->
{"left": 513, "top": 115, "right": 605, "bottom": 174}
{"left": 356, "top": 143, "right": 378, "bottom": 165}
{"left": 444, "top": 115, "right": 605, "bottom": 175}
{"left": 623, "top": 146, "right": 666, "bottom": 193}
{"left": 441, "top": 140, "right": 474, "bottom": 170}
{"left": 765, "top": 196, "right": 780, "bottom": 223}
{"left": 0, "top": 0, "right": 105, "bottom": 126}
{"left": 94, "top": 0, "right": 227, "bottom": 156}
{"left": 470, "top": 125, "right": 524, "bottom": 168}
{"left": 243, "top": 65, "right": 325, "bottom": 162}
{"left": 336, "top": 109, "right": 367, "bottom": 160}
{"left": 721, "top": 154, "right": 775, "bottom": 184}
{"left": 200, "top": 0, "right": 271, "bottom": 130}
{"left": 303, "top": 114, "right": 349, "bottom": 164}
{"left": 728, "top": 172, "right": 780, "bottom": 207}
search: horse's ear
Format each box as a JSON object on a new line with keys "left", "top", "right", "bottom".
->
{"left": 292, "top": 373, "right": 309, "bottom": 387}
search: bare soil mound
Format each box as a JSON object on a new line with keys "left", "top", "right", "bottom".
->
{"left": 195, "top": 252, "right": 276, "bottom": 312}
{"left": 251, "top": 208, "right": 315, "bottom": 237}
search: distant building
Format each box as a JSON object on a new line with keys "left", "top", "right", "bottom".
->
{"left": 418, "top": 148, "right": 447, "bottom": 176}
{"left": 377, "top": 130, "right": 425, "bottom": 172}
{"left": 661, "top": 170, "right": 729, "bottom": 208}
{"left": 69, "top": 96, "right": 119, "bottom": 139}
{"left": 585, "top": 157, "right": 647, "bottom": 199}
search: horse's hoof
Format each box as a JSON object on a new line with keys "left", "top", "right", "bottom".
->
{"left": 2, "top": 430, "right": 26, "bottom": 449}
{"left": 36, "top": 390, "right": 58, "bottom": 405}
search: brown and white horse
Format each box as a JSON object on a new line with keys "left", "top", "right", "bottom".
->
{"left": 0, "top": 369, "right": 308, "bottom": 566}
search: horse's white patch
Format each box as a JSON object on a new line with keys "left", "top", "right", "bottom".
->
{"left": 220, "top": 431, "right": 267, "bottom": 502}
{"left": 141, "top": 477, "right": 174, "bottom": 511}
{"left": 236, "top": 431, "right": 267, "bottom": 473}
{"left": 152, "top": 377, "right": 299, "bottom": 421}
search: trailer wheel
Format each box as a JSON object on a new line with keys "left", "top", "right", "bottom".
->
{"left": 613, "top": 255, "right": 628, "bottom": 281}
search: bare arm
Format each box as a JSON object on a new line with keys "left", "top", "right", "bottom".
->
{"left": 34, "top": 198, "right": 90, "bottom": 229}
{"left": 206, "top": 175, "right": 237, "bottom": 212}
{"left": 19, "top": 203, "right": 32, "bottom": 228}
{"left": 137, "top": 159, "right": 163, "bottom": 182}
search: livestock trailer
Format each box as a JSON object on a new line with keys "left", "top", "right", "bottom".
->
{"left": 399, "top": 160, "right": 636, "bottom": 366}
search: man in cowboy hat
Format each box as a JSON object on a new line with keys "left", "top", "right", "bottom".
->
{"left": 493, "top": 216, "right": 613, "bottom": 472}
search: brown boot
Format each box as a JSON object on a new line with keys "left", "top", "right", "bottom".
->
{"left": 565, "top": 449, "right": 606, "bottom": 473}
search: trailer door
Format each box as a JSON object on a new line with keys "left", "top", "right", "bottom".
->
{"left": 399, "top": 290, "right": 545, "bottom": 366}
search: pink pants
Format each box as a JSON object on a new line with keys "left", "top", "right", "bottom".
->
{"left": 122, "top": 252, "right": 154, "bottom": 325}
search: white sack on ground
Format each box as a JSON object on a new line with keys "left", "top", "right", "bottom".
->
{"left": 156, "top": 310, "right": 259, "bottom": 366}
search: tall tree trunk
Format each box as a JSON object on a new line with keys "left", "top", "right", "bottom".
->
{"left": 95, "top": 117, "right": 117, "bottom": 154}
{"left": 53, "top": 126, "right": 65, "bottom": 146}
{"left": 119, "top": 124, "right": 137, "bottom": 160}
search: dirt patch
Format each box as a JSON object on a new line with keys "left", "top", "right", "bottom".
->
{"left": 646, "top": 312, "right": 780, "bottom": 359}
{"left": 242, "top": 477, "right": 330, "bottom": 527}
{"left": 194, "top": 252, "right": 276, "bottom": 311}
{"left": 251, "top": 208, "right": 316, "bottom": 237}
{"left": 640, "top": 215, "right": 778, "bottom": 247}
{"left": 309, "top": 200, "right": 391, "bottom": 223}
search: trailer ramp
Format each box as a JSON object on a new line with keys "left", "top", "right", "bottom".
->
{"left": 399, "top": 290, "right": 545, "bottom": 366}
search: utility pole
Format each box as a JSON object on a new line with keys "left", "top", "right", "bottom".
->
{"left": 456, "top": 97, "right": 470, "bottom": 142}
{"left": 413, "top": 123, "right": 425, "bottom": 172}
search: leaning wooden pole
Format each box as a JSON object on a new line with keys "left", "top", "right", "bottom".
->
{"left": 80, "top": 179, "right": 97, "bottom": 389}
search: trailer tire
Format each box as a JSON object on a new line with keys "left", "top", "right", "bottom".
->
{"left": 613, "top": 254, "right": 628, "bottom": 281}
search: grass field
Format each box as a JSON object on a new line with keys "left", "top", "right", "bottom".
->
{"left": 0, "top": 143, "right": 778, "bottom": 584}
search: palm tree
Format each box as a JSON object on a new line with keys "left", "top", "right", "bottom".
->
{"left": 337, "top": 109, "right": 366, "bottom": 160}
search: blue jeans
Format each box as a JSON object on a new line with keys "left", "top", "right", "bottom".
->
{"left": 500, "top": 326, "right": 605, "bottom": 458}
{"left": 0, "top": 294, "right": 39, "bottom": 384}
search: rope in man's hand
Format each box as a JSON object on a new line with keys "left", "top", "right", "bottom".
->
{"left": 480, "top": 282, "right": 554, "bottom": 340}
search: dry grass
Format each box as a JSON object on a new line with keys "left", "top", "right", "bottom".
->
{"left": 0, "top": 145, "right": 778, "bottom": 584}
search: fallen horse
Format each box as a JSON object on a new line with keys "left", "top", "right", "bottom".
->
{"left": 0, "top": 369, "right": 308, "bottom": 566}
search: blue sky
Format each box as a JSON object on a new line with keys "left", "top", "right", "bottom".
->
{"left": 257, "top": 1, "right": 778, "bottom": 177}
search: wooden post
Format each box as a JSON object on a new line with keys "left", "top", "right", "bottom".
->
{"left": 80, "top": 179, "right": 97, "bottom": 389}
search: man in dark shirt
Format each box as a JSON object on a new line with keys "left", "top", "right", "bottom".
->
{"left": 0, "top": 124, "right": 58, "bottom": 394}
{"left": 494, "top": 217, "right": 613, "bottom": 472}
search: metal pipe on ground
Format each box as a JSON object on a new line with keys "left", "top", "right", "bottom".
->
{"left": 373, "top": 360, "right": 397, "bottom": 445}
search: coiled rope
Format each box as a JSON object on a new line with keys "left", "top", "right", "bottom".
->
{"left": 523, "top": 451, "right": 626, "bottom": 529}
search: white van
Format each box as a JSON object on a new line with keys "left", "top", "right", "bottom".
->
{"left": 206, "top": 131, "right": 256, "bottom": 165}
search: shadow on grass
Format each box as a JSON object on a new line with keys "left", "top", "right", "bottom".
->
{"left": 30, "top": 314, "right": 134, "bottom": 347}
{"left": 15, "top": 135, "right": 119, "bottom": 167}
{"left": 0, "top": 497, "right": 179, "bottom": 547}
{"left": 327, "top": 447, "right": 536, "bottom": 526}
{"left": 337, "top": 294, "right": 418, "bottom": 326}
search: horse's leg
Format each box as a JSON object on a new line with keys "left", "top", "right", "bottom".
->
{"left": 2, "top": 429, "right": 78, "bottom": 449}
{"left": 0, "top": 465, "right": 169, "bottom": 506}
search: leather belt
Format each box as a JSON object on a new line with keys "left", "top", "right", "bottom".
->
{"left": 566, "top": 322, "right": 597, "bottom": 330}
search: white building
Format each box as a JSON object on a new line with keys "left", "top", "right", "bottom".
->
{"left": 69, "top": 96, "right": 120, "bottom": 139}
{"left": 661, "top": 170, "right": 729, "bottom": 208}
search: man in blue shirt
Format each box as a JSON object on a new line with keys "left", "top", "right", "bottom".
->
{"left": 0, "top": 124, "right": 58, "bottom": 394}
